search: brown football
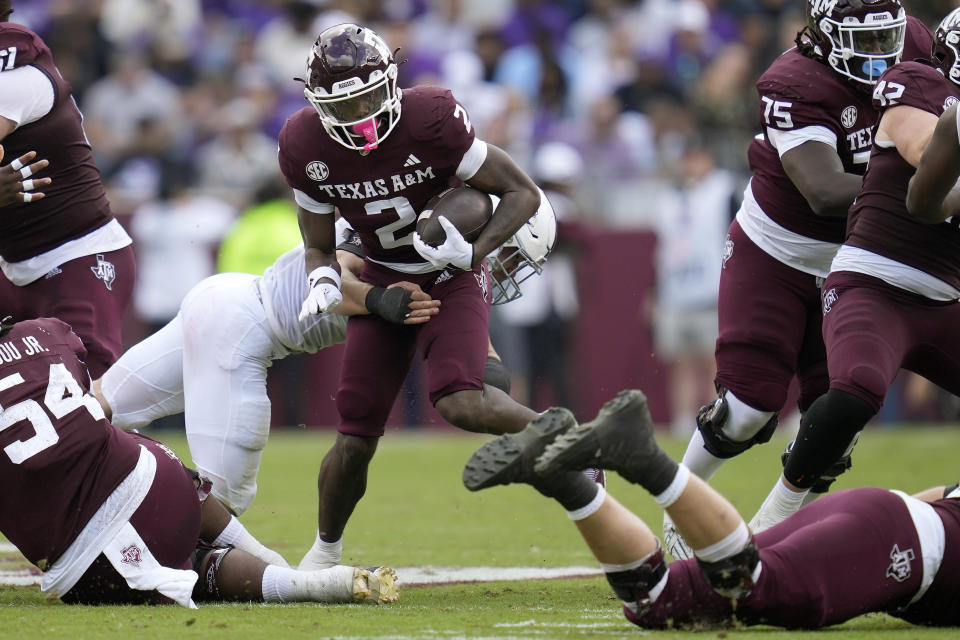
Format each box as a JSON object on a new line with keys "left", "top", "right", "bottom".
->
{"left": 416, "top": 186, "right": 493, "bottom": 247}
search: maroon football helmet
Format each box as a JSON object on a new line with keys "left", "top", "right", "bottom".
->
{"left": 933, "top": 8, "right": 960, "bottom": 86}
{"left": 800, "top": 0, "right": 906, "bottom": 85}
{"left": 302, "top": 23, "right": 401, "bottom": 153}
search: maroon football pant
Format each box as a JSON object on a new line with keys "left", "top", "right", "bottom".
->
{"left": 336, "top": 261, "right": 491, "bottom": 436}
{"left": 715, "top": 221, "right": 828, "bottom": 413}
{"left": 821, "top": 271, "right": 960, "bottom": 412}
{"left": 628, "top": 488, "right": 925, "bottom": 629}
{"left": 0, "top": 246, "right": 135, "bottom": 378}
{"left": 61, "top": 435, "right": 202, "bottom": 605}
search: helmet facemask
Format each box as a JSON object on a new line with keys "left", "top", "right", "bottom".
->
{"left": 302, "top": 24, "right": 402, "bottom": 153}
{"left": 487, "top": 189, "right": 558, "bottom": 305}
{"left": 815, "top": 8, "right": 906, "bottom": 85}
{"left": 933, "top": 8, "right": 960, "bottom": 86}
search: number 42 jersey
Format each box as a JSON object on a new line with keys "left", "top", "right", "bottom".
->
{"left": 278, "top": 85, "right": 488, "bottom": 274}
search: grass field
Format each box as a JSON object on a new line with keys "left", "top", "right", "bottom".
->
{"left": 1, "top": 423, "right": 958, "bottom": 639}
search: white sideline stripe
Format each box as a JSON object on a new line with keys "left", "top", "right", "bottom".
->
{"left": 0, "top": 564, "right": 603, "bottom": 589}
{"left": 396, "top": 566, "right": 602, "bottom": 586}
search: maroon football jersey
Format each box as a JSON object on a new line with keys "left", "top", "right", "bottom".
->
{"left": 0, "top": 318, "right": 140, "bottom": 569}
{"left": 846, "top": 61, "right": 960, "bottom": 290}
{"left": 0, "top": 23, "right": 114, "bottom": 262}
{"left": 746, "top": 16, "right": 932, "bottom": 243}
{"left": 278, "top": 86, "right": 475, "bottom": 269}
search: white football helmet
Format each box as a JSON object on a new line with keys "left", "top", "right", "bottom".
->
{"left": 488, "top": 187, "right": 558, "bottom": 305}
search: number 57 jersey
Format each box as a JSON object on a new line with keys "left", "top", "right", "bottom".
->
{"left": 278, "top": 85, "right": 488, "bottom": 275}
{"left": 745, "top": 15, "right": 932, "bottom": 252}
{"left": 0, "top": 318, "right": 141, "bottom": 569}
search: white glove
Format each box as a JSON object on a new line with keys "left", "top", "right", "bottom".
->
{"left": 299, "top": 266, "right": 343, "bottom": 321}
{"left": 412, "top": 216, "right": 474, "bottom": 270}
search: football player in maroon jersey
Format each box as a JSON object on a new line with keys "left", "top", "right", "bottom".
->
{"left": 278, "top": 23, "right": 600, "bottom": 570}
{"left": 751, "top": 8, "right": 960, "bottom": 532}
{"left": 666, "top": 0, "right": 933, "bottom": 557}
{"left": 0, "top": 2, "right": 135, "bottom": 378}
{"left": 0, "top": 316, "right": 398, "bottom": 606}
{"left": 464, "top": 389, "right": 960, "bottom": 629}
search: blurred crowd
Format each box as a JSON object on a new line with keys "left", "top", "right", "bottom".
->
{"left": 15, "top": 0, "right": 959, "bottom": 425}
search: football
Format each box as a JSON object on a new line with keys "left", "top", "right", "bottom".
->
{"left": 416, "top": 186, "right": 493, "bottom": 247}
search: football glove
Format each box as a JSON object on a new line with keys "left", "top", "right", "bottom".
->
{"left": 365, "top": 286, "right": 413, "bottom": 324}
{"left": 299, "top": 266, "right": 343, "bottom": 321}
{"left": 413, "top": 216, "right": 474, "bottom": 270}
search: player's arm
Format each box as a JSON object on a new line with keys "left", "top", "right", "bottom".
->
{"left": 297, "top": 205, "right": 342, "bottom": 320}
{"left": 912, "top": 484, "right": 956, "bottom": 502}
{"left": 334, "top": 249, "right": 440, "bottom": 324}
{"left": 464, "top": 144, "right": 540, "bottom": 262}
{"left": 780, "top": 141, "right": 863, "bottom": 217}
{"left": 907, "top": 104, "right": 960, "bottom": 223}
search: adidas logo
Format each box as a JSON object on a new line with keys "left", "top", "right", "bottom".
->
{"left": 434, "top": 270, "right": 453, "bottom": 284}
{"left": 403, "top": 154, "right": 421, "bottom": 167}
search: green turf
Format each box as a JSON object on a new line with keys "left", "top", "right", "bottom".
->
{"left": 1, "top": 424, "right": 958, "bottom": 638}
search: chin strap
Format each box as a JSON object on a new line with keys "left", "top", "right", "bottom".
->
{"left": 352, "top": 118, "right": 379, "bottom": 153}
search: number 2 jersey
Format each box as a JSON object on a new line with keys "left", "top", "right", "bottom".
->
{"left": 277, "top": 85, "right": 487, "bottom": 275}
{"left": 0, "top": 318, "right": 141, "bottom": 569}
{"left": 741, "top": 16, "right": 932, "bottom": 276}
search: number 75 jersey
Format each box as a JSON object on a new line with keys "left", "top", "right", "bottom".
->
{"left": 278, "top": 86, "right": 487, "bottom": 274}
{"left": 745, "top": 15, "right": 932, "bottom": 245}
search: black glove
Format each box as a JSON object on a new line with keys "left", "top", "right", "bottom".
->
{"left": 365, "top": 286, "right": 413, "bottom": 324}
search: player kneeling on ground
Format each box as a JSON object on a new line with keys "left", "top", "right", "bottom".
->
{"left": 0, "top": 316, "right": 397, "bottom": 607}
{"left": 463, "top": 389, "right": 959, "bottom": 629}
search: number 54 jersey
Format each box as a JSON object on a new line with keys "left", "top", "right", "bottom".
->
{"left": 278, "top": 85, "right": 488, "bottom": 275}
{"left": 745, "top": 15, "right": 932, "bottom": 251}
{"left": 0, "top": 318, "right": 142, "bottom": 569}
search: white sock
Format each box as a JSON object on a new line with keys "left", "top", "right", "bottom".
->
{"left": 213, "top": 515, "right": 290, "bottom": 568}
{"left": 751, "top": 477, "right": 808, "bottom": 532}
{"left": 298, "top": 532, "right": 342, "bottom": 571}
{"left": 261, "top": 564, "right": 356, "bottom": 603}
{"left": 566, "top": 486, "right": 606, "bottom": 521}
{"left": 653, "top": 464, "right": 690, "bottom": 509}
{"left": 693, "top": 521, "right": 749, "bottom": 562}
{"left": 680, "top": 431, "right": 725, "bottom": 481}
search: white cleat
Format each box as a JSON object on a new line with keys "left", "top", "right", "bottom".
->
{"left": 662, "top": 513, "right": 693, "bottom": 561}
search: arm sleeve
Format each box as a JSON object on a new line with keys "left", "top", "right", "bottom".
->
{"left": 0, "top": 65, "right": 53, "bottom": 127}
{"left": 765, "top": 125, "right": 837, "bottom": 156}
{"left": 293, "top": 188, "right": 334, "bottom": 214}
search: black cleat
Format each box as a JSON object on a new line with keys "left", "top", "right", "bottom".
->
{"left": 463, "top": 407, "right": 576, "bottom": 491}
{"left": 535, "top": 389, "right": 657, "bottom": 477}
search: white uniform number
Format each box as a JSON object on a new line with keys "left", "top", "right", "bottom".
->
{"left": 366, "top": 196, "right": 418, "bottom": 249}
{"left": 761, "top": 96, "right": 793, "bottom": 129}
{"left": 0, "top": 47, "right": 17, "bottom": 71}
{"left": 0, "top": 363, "right": 104, "bottom": 464}
{"left": 873, "top": 81, "right": 906, "bottom": 107}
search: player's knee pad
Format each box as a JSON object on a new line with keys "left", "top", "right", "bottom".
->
{"left": 604, "top": 544, "right": 668, "bottom": 614}
{"left": 191, "top": 544, "right": 232, "bottom": 602}
{"left": 697, "top": 390, "right": 778, "bottom": 459}
{"left": 696, "top": 536, "right": 761, "bottom": 600}
{"left": 483, "top": 356, "right": 511, "bottom": 394}
{"left": 781, "top": 439, "right": 853, "bottom": 494}
{"left": 231, "top": 397, "right": 271, "bottom": 451}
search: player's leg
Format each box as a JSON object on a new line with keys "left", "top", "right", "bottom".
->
{"left": 36, "top": 247, "right": 136, "bottom": 378}
{"left": 180, "top": 274, "right": 277, "bottom": 517}
{"left": 424, "top": 267, "right": 537, "bottom": 434}
{"left": 95, "top": 312, "right": 186, "bottom": 428}
{"left": 751, "top": 274, "right": 902, "bottom": 531}
{"left": 465, "top": 396, "right": 751, "bottom": 628}
{"left": 192, "top": 544, "right": 399, "bottom": 604}
{"left": 300, "top": 314, "right": 415, "bottom": 570}
{"left": 668, "top": 225, "right": 822, "bottom": 557}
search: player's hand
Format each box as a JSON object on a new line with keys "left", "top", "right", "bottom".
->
{"left": 365, "top": 282, "right": 441, "bottom": 324}
{"left": 299, "top": 282, "right": 342, "bottom": 320}
{"left": 0, "top": 146, "right": 52, "bottom": 206}
{"left": 413, "top": 216, "right": 474, "bottom": 270}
